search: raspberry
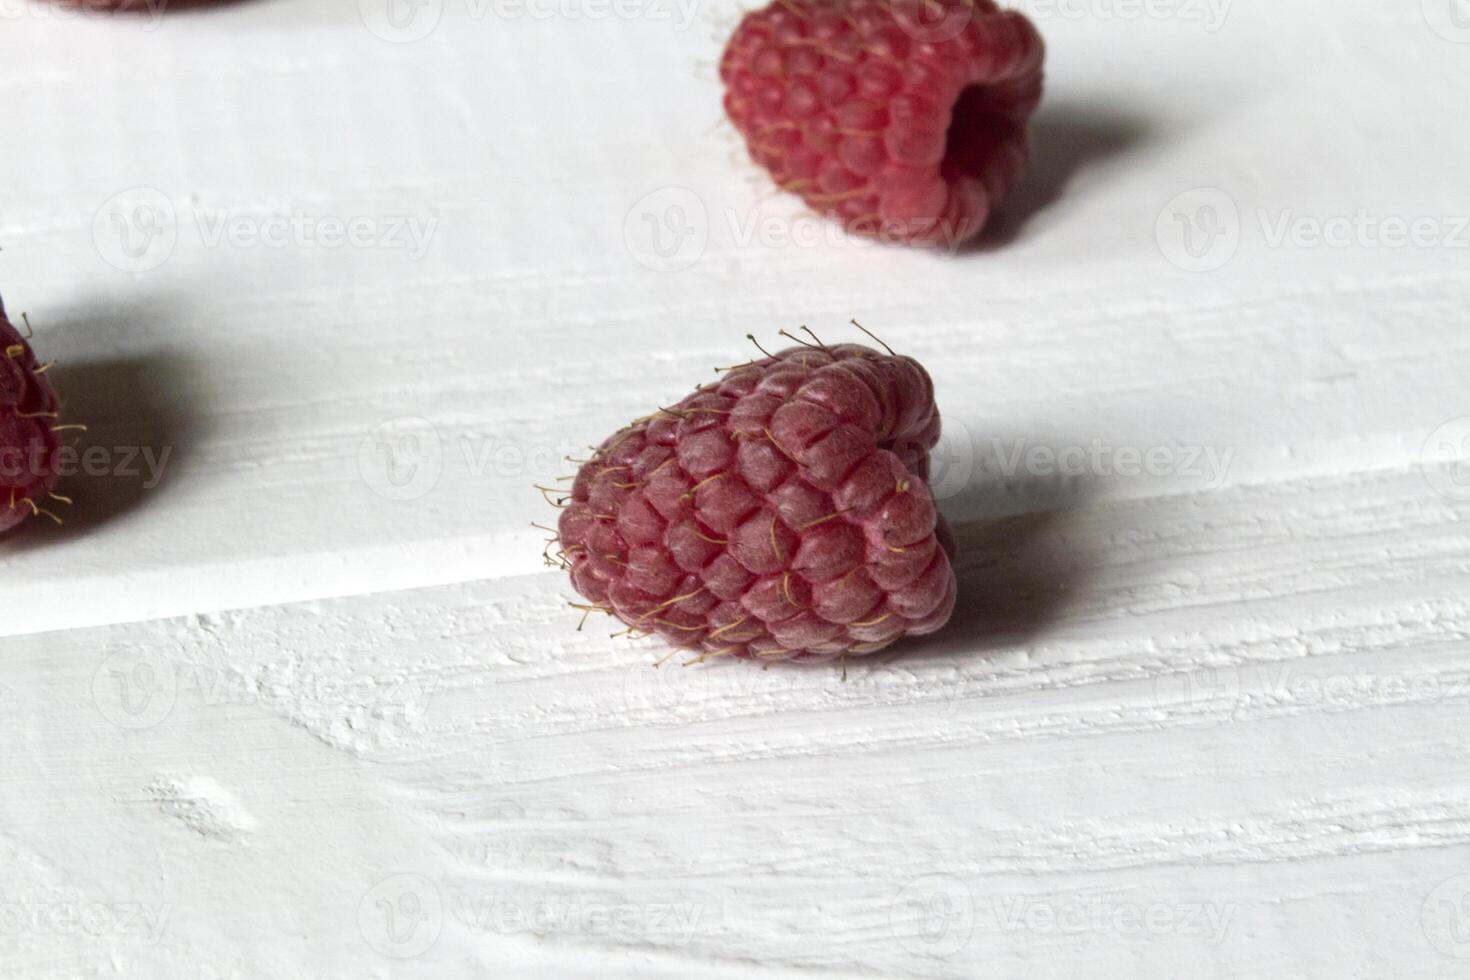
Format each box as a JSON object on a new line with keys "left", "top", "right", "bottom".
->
{"left": 0, "top": 301, "right": 62, "bottom": 534}
{"left": 719, "top": 0, "right": 1044, "bottom": 249}
{"left": 555, "top": 333, "right": 957, "bottom": 665}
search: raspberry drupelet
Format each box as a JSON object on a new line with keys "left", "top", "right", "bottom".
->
{"left": 555, "top": 334, "right": 957, "bottom": 665}
{"left": 720, "top": 0, "right": 1045, "bottom": 248}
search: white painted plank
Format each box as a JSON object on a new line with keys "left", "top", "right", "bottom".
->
{"left": 6, "top": 465, "right": 1470, "bottom": 977}
{"left": 1, "top": 0, "right": 1467, "bottom": 634}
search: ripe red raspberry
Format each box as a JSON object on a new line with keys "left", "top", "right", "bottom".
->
{"left": 555, "top": 335, "right": 957, "bottom": 665}
{"left": 720, "top": 0, "right": 1044, "bottom": 248}
{"left": 0, "top": 301, "right": 62, "bottom": 534}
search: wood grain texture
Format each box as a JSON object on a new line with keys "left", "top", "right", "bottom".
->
{"left": 1, "top": 0, "right": 1468, "bottom": 976}
{"left": 7, "top": 468, "right": 1470, "bottom": 977}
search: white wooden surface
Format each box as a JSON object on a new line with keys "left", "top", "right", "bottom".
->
{"left": 3, "top": 0, "right": 1470, "bottom": 976}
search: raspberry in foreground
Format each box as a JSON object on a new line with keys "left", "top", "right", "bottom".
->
{"left": 719, "top": 0, "right": 1045, "bottom": 248}
{"left": 0, "top": 301, "right": 64, "bottom": 533}
{"left": 553, "top": 330, "right": 957, "bottom": 665}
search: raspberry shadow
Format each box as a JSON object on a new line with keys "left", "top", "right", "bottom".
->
{"left": 900, "top": 426, "right": 1110, "bottom": 657}
{"left": 967, "top": 103, "right": 1153, "bottom": 252}
{"left": 1, "top": 303, "right": 204, "bottom": 551}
